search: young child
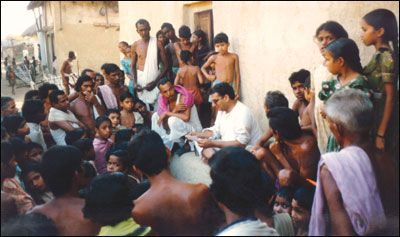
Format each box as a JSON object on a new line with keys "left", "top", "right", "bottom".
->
{"left": 6, "top": 67, "right": 18, "bottom": 95}
{"left": 107, "top": 108, "right": 122, "bottom": 132}
{"left": 174, "top": 25, "right": 196, "bottom": 67}
{"left": 26, "top": 142, "right": 43, "bottom": 162}
{"left": 318, "top": 38, "right": 372, "bottom": 152}
{"left": 106, "top": 149, "right": 130, "bottom": 173}
{"left": 201, "top": 32, "right": 240, "bottom": 99}
{"left": 2, "top": 114, "right": 31, "bottom": 143}
{"left": 273, "top": 186, "right": 295, "bottom": 215}
{"left": 299, "top": 75, "right": 317, "bottom": 138}
{"left": 291, "top": 186, "right": 315, "bottom": 236}
{"left": 288, "top": 69, "right": 309, "bottom": 120}
{"left": 119, "top": 92, "right": 136, "bottom": 129}
{"left": 361, "top": 9, "right": 398, "bottom": 156}
{"left": 93, "top": 116, "right": 114, "bottom": 174}
{"left": 174, "top": 50, "right": 204, "bottom": 108}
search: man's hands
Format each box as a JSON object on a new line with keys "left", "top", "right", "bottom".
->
{"left": 197, "top": 139, "right": 214, "bottom": 148}
{"left": 83, "top": 91, "right": 96, "bottom": 104}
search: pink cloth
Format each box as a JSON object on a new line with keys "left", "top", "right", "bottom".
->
{"left": 93, "top": 138, "right": 114, "bottom": 174}
{"left": 2, "top": 178, "right": 35, "bottom": 215}
{"left": 99, "top": 85, "right": 118, "bottom": 109}
{"left": 157, "top": 85, "right": 194, "bottom": 116}
{"left": 309, "top": 146, "right": 386, "bottom": 236}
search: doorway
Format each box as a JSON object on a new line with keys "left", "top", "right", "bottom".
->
{"left": 194, "top": 10, "right": 214, "bottom": 50}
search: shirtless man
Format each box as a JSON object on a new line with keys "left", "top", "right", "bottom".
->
{"left": 260, "top": 107, "right": 320, "bottom": 185}
{"left": 174, "top": 25, "right": 196, "bottom": 68}
{"left": 128, "top": 130, "right": 221, "bottom": 235}
{"left": 131, "top": 19, "right": 168, "bottom": 110}
{"left": 30, "top": 146, "right": 101, "bottom": 236}
{"left": 299, "top": 75, "right": 317, "bottom": 138}
{"left": 60, "top": 51, "right": 77, "bottom": 95}
{"left": 201, "top": 33, "right": 240, "bottom": 99}
{"left": 288, "top": 69, "right": 309, "bottom": 120}
{"left": 174, "top": 50, "right": 204, "bottom": 109}
{"left": 161, "top": 23, "right": 180, "bottom": 78}
{"left": 70, "top": 75, "right": 105, "bottom": 139}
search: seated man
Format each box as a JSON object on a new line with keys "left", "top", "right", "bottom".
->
{"left": 151, "top": 77, "right": 202, "bottom": 149}
{"left": 48, "top": 90, "right": 85, "bottom": 145}
{"left": 70, "top": 75, "right": 105, "bottom": 138}
{"left": 30, "top": 146, "right": 101, "bottom": 235}
{"left": 209, "top": 146, "right": 279, "bottom": 236}
{"left": 128, "top": 130, "right": 221, "bottom": 236}
{"left": 309, "top": 89, "right": 398, "bottom": 236}
{"left": 189, "top": 82, "right": 261, "bottom": 163}
{"left": 259, "top": 107, "right": 320, "bottom": 186}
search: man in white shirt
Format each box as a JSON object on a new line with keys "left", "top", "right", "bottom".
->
{"left": 22, "top": 99, "right": 47, "bottom": 150}
{"left": 189, "top": 82, "right": 261, "bottom": 163}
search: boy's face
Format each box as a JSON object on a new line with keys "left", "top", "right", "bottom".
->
{"left": 360, "top": 19, "right": 380, "bottom": 47}
{"left": 108, "top": 113, "right": 120, "bottom": 128}
{"left": 25, "top": 171, "right": 46, "bottom": 193}
{"left": 273, "top": 195, "right": 292, "bottom": 215}
{"left": 28, "top": 147, "right": 43, "bottom": 162}
{"left": 53, "top": 94, "right": 70, "bottom": 111}
{"left": 180, "top": 37, "right": 191, "bottom": 45}
{"left": 96, "top": 121, "right": 112, "bottom": 139}
{"left": 107, "top": 155, "right": 125, "bottom": 173}
{"left": 134, "top": 102, "right": 147, "bottom": 114}
{"left": 120, "top": 97, "right": 134, "bottom": 111}
{"left": 291, "top": 81, "right": 305, "bottom": 101}
{"left": 215, "top": 42, "right": 229, "bottom": 54}
{"left": 323, "top": 50, "right": 341, "bottom": 75}
{"left": 291, "top": 199, "right": 311, "bottom": 230}
{"left": 18, "top": 120, "right": 30, "bottom": 137}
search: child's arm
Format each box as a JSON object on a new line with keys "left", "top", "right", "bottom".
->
{"left": 234, "top": 54, "right": 240, "bottom": 98}
{"left": 196, "top": 66, "right": 204, "bottom": 85}
{"left": 174, "top": 42, "right": 184, "bottom": 68}
{"left": 201, "top": 55, "right": 216, "bottom": 81}
{"left": 376, "top": 82, "right": 395, "bottom": 150}
{"left": 174, "top": 69, "right": 182, "bottom": 86}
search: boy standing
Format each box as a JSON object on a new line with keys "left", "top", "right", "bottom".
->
{"left": 201, "top": 33, "right": 240, "bottom": 99}
{"left": 119, "top": 92, "right": 135, "bottom": 128}
{"left": 174, "top": 50, "right": 204, "bottom": 108}
{"left": 288, "top": 69, "right": 309, "bottom": 120}
{"left": 174, "top": 26, "right": 196, "bottom": 68}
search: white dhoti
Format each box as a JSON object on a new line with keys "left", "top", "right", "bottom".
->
{"left": 137, "top": 36, "right": 160, "bottom": 105}
{"left": 151, "top": 106, "right": 202, "bottom": 148}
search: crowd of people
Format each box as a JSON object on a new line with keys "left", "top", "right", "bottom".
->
{"left": 3, "top": 55, "right": 38, "bottom": 95}
{"left": 1, "top": 8, "right": 399, "bottom": 236}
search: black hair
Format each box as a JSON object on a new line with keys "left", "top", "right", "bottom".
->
{"left": 65, "top": 128, "right": 85, "bottom": 145}
{"left": 38, "top": 83, "right": 59, "bottom": 100}
{"left": 315, "top": 21, "right": 348, "bottom": 39}
{"left": 120, "top": 91, "right": 134, "bottom": 103}
{"left": 180, "top": 50, "right": 193, "bottom": 64}
{"left": 95, "top": 116, "right": 112, "bottom": 129}
{"left": 210, "top": 82, "right": 235, "bottom": 100}
{"left": 156, "top": 30, "right": 164, "bottom": 38}
{"left": 1, "top": 141, "right": 15, "bottom": 165}
{"left": 265, "top": 91, "right": 289, "bottom": 110}
{"left": 214, "top": 32, "right": 229, "bottom": 44}
{"left": 161, "top": 22, "right": 174, "bottom": 31}
{"left": 26, "top": 142, "right": 43, "bottom": 153}
{"left": 95, "top": 72, "right": 104, "bottom": 81}
{"left": 105, "top": 149, "right": 130, "bottom": 171}
{"left": 304, "top": 74, "right": 311, "bottom": 89}
{"left": 294, "top": 186, "right": 315, "bottom": 212}
{"left": 268, "top": 107, "right": 302, "bottom": 140}
{"left": 81, "top": 69, "right": 94, "bottom": 77}
{"left": 115, "top": 129, "right": 135, "bottom": 144}
{"left": 127, "top": 129, "right": 168, "bottom": 176}
{"left": 106, "top": 108, "right": 120, "bottom": 116}
{"left": 193, "top": 30, "right": 207, "bottom": 46}
{"left": 132, "top": 124, "right": 145, "bottom": 134}
{"left": 2, "top": 114, "right": 25, "bottom": 136}
{"left": 49, "top": 90, "right": 65, "bottom": 104}
{"left": 82, "top": 172, "right": 135, "bottom": 226}
{"left": 75, "top": 75, "right": 93, "bottom": 92}
{"left": 1, "top": 97, "right": 14, "bottom": 111}
{"left": 22, "top": 99, "right": 45, "bottom": 123}
{"left": 133, "top": 97, "right": 146, "bottom": 106}
{"left": 135, "top": 19, "right": 150, "bottom": 29}
{"left": 20, "top": 161, "right": 42, "bottom": 182}
{"left": 24, "top": 90, "right": 39, "bottom": 101}
{"left": 68, "top": 51, "right": 75, "bottom": 59}
{"left": 72, "top": 138, "right": 94, "bottom": 154}
{"left": 363, "top": 9, "right": 398, "bottom": 77}
{"left": 209, "top": 146, "right": 269, "bottom": 217}
{"left": 288, "top": 69, "right": 310, "bottom": 85}
{"left": 101, "top": 63, "right": 120, "bottom": 75}
{"left": 83, "top": 160, "right": 97, "bottom": 179}
{"left": 41, "top": 145, "right": 83, "bottom": 197}
{"left": 119, "top": 41, "right": 129, "bottom": 47}
{"left": 1, "top": 126, "right": 8, "bottom": 140}
{"left": 277, "top": 186, "right": 295, "bottom": 202}
{"left": 1, "top": 212, "right": 59, "bottom": 236}
{"left": 9, "top": 137, "right": 28, "bottom": 164}
{"left": 325, "top": 38, "right": 363, "bottom": 74}
{"left": 178, "top": 25, "right": 191, "bottom": 39}
{"left": 156, "top": 77, "right": 173, "bottom": 89}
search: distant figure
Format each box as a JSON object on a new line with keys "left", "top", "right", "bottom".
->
{"left": 288, "top": 69, "right": 309, "bottom": 121}
{"left": 60, "top": 51, "right": 77, "bottom": 95}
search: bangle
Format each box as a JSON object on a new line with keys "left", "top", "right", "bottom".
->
{"left": 376, "top": 134, "right": 385, "bottom": 138}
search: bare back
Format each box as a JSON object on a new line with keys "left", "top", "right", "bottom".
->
{"left": 175, "top": 65, "right": 202, "bottom": 89}
{"left": 31, "top": 197, "right": 101, "bottom": 236}
{"left": 132, "top": 180, "right": 215, "bottom": 235}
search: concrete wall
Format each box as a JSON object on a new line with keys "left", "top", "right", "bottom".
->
{"left": 119, "top": 1, "right": 399, "bottom": 131}
{"left": 49, "top": 1, "right": 120, "bottom": 75}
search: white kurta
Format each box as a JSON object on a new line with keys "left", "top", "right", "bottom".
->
{"left": 27, "top": 122, "right": 47, "bottom": 150}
